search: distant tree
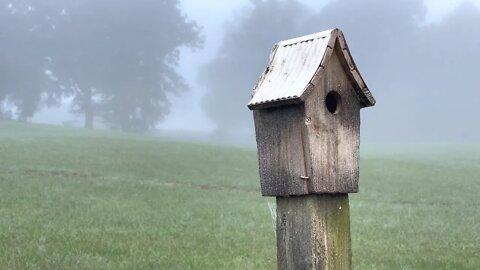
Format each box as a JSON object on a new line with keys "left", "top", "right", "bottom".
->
{"left": 0, "top": 1, "right": 64, "bottom": 120}
{"left": 302, "top": 0, "right": 427, "bottom": 140}
{"left": 51, "top": 0, "right": 202, "bottom": 131}
{"left": 304, "top": 0, "right": 480, "bottom": 141}
{"left": 0, "top": 0, "right": 201, "bottom": 131}
{"left": 202, "top": 0, "right": 458, "bottom": 141}
{"left": 201, "top": 0, "right": 309, "bottom": 136}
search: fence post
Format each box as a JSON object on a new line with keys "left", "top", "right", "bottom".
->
{"left": 276, "top": 195, "right": 351, "bottom": 269}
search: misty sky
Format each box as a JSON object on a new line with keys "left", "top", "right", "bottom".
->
{"left": 32, "top": 0, "right": 480, "bottom": 142}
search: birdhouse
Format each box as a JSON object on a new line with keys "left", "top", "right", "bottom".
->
{"left": 248, "top": 28, "right": 375, "bottom": 196}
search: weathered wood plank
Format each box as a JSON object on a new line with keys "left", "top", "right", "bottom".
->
{"left": 276, "top": 194, "right": 352, "bottom": 270}
{"left": 303, "top": 46, "right": 361, "bottom": 194}
{"left": 253, "top": 105, "right": 308, "bottom": 196}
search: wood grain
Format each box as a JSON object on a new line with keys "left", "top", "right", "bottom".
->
{"left": 253, "top": 105, "right": 308, "bottom": 196}
{"left": 303, "top": 43, "right": 361, "bottom": 194}
{"left": 276, "top": 194, "right": 352, "bottom": 270}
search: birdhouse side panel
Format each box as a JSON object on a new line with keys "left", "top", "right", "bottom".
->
{"left": 304, "top": 50, "right": 361, "bottom": 193}
{"left": 253, "top": 105, "right": 309, "bottom": 196}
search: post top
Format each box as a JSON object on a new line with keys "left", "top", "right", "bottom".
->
{"left": 247, "top": 28, "right": 375, "bottom": 110}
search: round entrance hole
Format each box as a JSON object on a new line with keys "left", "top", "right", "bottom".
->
{"left": 325, "top": 91, "right": 341, "bottom": 114}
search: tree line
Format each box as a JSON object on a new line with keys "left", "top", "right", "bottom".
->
{"left": 0, "top": 0, "right": 202, "bottom": 132}
{"left": 202, "top": 0, "right": 480, "bottom": 141}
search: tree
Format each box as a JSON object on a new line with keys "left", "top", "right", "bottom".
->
{"left": 51, "top": 0, "right": 202, "bottom": 131}
{"left": 0, "top": 1, "right": 64, "bottom": 120}
{"left": 304, "top": 0, "right": 480, "bottom": 141}
{"left": 0, "top": 0, "right": 201, "bottom": 131}
{"left": 201, "top": 0, "right": 309, "bottom": 137}
{"left": 302, "top": 0, "right": 427, "bottom": 141}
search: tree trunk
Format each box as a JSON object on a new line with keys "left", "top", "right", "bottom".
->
{"left": 84, "top": 88, "right": 94, "bottom": 129}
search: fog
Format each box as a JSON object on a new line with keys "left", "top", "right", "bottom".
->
{"left": 199, "top": 0, "right": 480, "bottom": 143}
{"left": 2, "top": 0, "right": 480, "bottom": 143}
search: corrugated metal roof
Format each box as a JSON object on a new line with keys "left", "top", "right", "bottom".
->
{"left": 248, "top": 29, "right": 333, "bottom": 108}
{"left": 248, "top": 28, "right": 376, "bottom": 110}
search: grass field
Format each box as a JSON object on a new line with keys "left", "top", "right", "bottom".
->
{"left": 0, "top": 121, "right": 479, "bottom": 269}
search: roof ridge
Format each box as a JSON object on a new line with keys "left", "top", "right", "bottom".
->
{"left": 277, "top": 29, "right": 335, "bottom": 47}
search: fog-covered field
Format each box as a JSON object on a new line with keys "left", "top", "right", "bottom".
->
{"left": 0, "top": 122, "right": 478, "bottom": 269}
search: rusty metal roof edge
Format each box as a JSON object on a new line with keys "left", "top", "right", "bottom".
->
{"left": 277, "top": 29, "right": 335, "bottom": 47}
{"left": 247, "top": 96, "right": 303, "bottom": 110}
{"left": 335, "top": 30, "right": 376, "bottom": 107}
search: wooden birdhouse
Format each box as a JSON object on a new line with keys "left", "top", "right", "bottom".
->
{"left": 248, "top": 28, "right": 375, "bottom": 196}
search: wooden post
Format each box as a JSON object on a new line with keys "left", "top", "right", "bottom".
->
{"left": 276, "top": 195, "right": 351, "bottom": 270}
{"left": 247, "top": 29, "right": 375, "bottom": 270}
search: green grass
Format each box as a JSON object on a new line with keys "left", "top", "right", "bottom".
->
{"left": 0, "top": 121, "right": 479, "bottom": 269}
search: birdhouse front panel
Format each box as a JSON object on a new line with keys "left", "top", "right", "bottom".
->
{"left": 303, "top": 44, "right": 362, "bottom": 194}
